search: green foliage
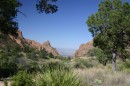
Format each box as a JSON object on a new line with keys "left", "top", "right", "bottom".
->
{"left": 94, "top": 79, "right": 102, "bottom": 85}
{"left": 26, "top": 62, "right": 40, "bottom": 73}
{"left": 27, "top": 51, "right": 38, "bottom": 60}
{"left": 4, "top": 80, "right": 8, "bottom": 86}
{"left": 87, "top": 0, "right": 130, "bottom": 67}
{"left": 37, "top": 48, "right": 56, "bottom": 59}
{"left": 74, "top": 59, "right": 93, "bottom": 69}
{"left": 11, "top": 71, "right": 33, "bottom": 86}
{"left": 36, "top": 0, "right": 58, "bottom": 14}
{"left": 38, "top": 48, "right": 49, "bottom": 59}
{"left": 123, "top": 61, "right": 130, "bottom": 69}
{"left": 0, "top": 37, "right": 25, "bottom": 78}
{"left": 48, "top": 53, "right": 54, "bottom": 58}
{"left": 0, "top": 49, "right": 19, "bottom": 78}
{"left": 35, "top": 65, "right": 81, "bottom": 86}
{"left": 23, "top": 46, "right": 35, "bottom": 53}
{"left": 88, "top": 48, "right": 110, "bottom": 65}
{"left": 0, "top": 0, "right": 21, "bottom": 35}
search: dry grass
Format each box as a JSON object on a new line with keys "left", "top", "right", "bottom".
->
{"left": 75, "top": 66, "right": 130, "bottom": 86}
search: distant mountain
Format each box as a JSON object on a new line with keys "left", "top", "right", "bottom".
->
{"left": 56, "top": 48, "right": 76, "bottom": 57}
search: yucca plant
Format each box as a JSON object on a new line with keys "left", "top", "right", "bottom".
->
{"left": 11, "top": 71, "right": 34, "bottom": 86}
{"left": 35, "top": 65, "right": 82, "bottom": 86}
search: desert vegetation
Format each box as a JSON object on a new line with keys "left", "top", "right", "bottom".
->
{"left": 7, "top": 56, "right": 130, "bottom": 86}
{"left": 1, "top": 0, "right": 130, "bottom": 86}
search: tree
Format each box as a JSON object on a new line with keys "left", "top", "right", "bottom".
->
{"left": 0, "top": 0, "right": 58, "bottom": 34}
{"left": 88, "top": 48, "right": 109, "bottom": 65}
{"left": 36, "top": 0, "right": 58, "bottom": 14}
{"left": 87, "top": 0, "right": 130, "bottom": 71}
{"left": 0, "top": 0, "right": 21, "bottom": 35}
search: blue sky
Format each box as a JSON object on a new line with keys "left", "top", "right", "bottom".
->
{"left": 17, "top": 0, "right": 129, "bottom": 49}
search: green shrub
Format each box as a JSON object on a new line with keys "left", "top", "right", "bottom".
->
{"left": 11, "top": 71, "right": 33, "bottom": 86}
{"left": 41, "top": 61, "right": 70, "bottom": 73}
{"left": 74, "top": 59, "right": 93, "bottom": 69}
{"left": 4, "top": 80, "right": 8, "bottom": 86}
{"left": 27, "top": 62, "right": 40, "bottom": 73}
{"left": 0, "top": 53, "right": 18, "bottom": 78}
{"left": 123, "top": 61, "right": 130, "bottom": 68}
{"left": 35, "top": 65, "right": 82, "bottom": 86}
{"left": 94, "top": 79, "right": 102, "bottom": 85}
{"left": 38, "top": 48, "right": 49, "bottom": 59}
{"left": 88, "top": 48, "right": 109, "bottom": 65}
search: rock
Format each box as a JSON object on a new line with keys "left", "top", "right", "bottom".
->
{"left": 6, "top": 30, "right": 59, "bottom": 56}
{"left": 75, "top": 41, "right": 93, "bottom": 57}
{"left": 42, "top": 41, "right": 59, "bottom": 56}
{"left": 9, "top": 30, "right": 25, "bottom": 48}
{"left": 25, "top": 39, "right": 41, "bottom": 50}
{"left": 25, "top": 39, "right": 59, "bottom": 56}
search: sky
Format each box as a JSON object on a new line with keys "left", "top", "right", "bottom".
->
{"left": 17, "top": 0, "right": 130, "bottom": 49}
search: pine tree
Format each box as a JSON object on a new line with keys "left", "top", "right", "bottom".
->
{"left": 87, "top": 0, "right": 130, "bottom": 71}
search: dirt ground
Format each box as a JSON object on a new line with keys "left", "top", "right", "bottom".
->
{"left": 0, "top": 81, "right": 10, "bottom": 86}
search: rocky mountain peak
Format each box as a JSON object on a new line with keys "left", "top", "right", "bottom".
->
{"left": 75, "top": 41, "right": 93, "bottom": 57}
{"left": 6, "top": 30, "right": 59, "bottom": 56}
{"left": 42, "top": 41, "right": 50, "bottom": 46}
{"left": 41, "top": 41, "right": 59, "bottom": 56}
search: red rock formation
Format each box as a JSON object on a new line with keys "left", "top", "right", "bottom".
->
{"left": 75, "top": 41, "right": 93, "bottom": 57}
{"left": 25, "top": 39, "right": 59, "bottom": 56}
{"left": 25, "top": 39, "right": 41, "bottom": 50}
{"left": 9, "top": 30, "right": 25, "bottom": 48}
{"left": 7, "top": 30, "right": 59, "bottom": 56}
{"left": 42, "top": 41, "right": 59, "bottom": 56}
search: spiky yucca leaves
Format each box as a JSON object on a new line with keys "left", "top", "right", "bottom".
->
{"left": 35, "top": 65, "right": 83, "bottom": 86}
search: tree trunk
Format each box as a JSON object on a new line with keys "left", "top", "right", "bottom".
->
{"left": 112, "top": 52, "right": 116, "bottom": 71}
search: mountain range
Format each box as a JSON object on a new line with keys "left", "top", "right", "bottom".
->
{"left": 56, "top": 48, "right": 76, "bottom": 57}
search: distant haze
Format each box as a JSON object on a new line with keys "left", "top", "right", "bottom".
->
{"left": 56, "top": 48, "right": 76, "bottom": 57}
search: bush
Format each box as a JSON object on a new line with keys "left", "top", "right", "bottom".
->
{"left": 74, "top": 59, "right": 93, "bottom": 69}
{"left": 4, "top": 80, "right": 8, "bottom": 86}
{"left": 0, "top": 53, "right": 18, "bottom": 78}
{"left": 38, "top": 48, "right": 49, "bottom": 59}
{"left": 35, "top": 65, "right": 82, "bottom": 86}
{"left": 88, "top": 48, "right": 109, "bottom": 65}
{"left": 11, "top": 71, "right": 33, "bottom": 86}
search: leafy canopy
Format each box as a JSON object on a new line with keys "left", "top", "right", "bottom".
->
{"left": 87, "top": 0, "right": 130, "bottom": 61}
{"left": 0, "top": 0, "right": 58, "bottom": 35}
{"left": 0, "top": 0, "right": 21, "bottom": 35}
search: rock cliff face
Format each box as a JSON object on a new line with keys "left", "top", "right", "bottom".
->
{"left": 7, "top": 30, "right": 59, "bottom": 56}
{"left": 75, "top": 41, "right": 93, "bottom": 57}
{"left": 42, "top": 41, "right": 59, "bottom": 56}
{"left": 25, "top": 39, "right": 59, "bottom": 56}
{"left": 25, "top": 39, "right": 41, "bottom": 50}
{"left": 9, "top": 30, "right": 26, "bottom": 48}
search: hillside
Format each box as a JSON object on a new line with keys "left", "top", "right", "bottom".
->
{"left": 75, "top": 41, "right": 93, "bottom": 57}
{"left": 0, "top": 30, "right": 59, "bottom": 56}
{"left": 25, "top": 39, "right": 59, "bottom": 56}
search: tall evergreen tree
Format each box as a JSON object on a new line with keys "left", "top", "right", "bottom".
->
{"left": 87, "top": 0, "right": 130, "bottom": 71}
{"left": 0, "top": 0, "right": 21, "bottom": 35}
{"left": 0, "top": 0, "right": 58, "bottom": 34}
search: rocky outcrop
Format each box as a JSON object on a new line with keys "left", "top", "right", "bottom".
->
{"left": 25, "top": 39, "right": 41, "bottom": 50}
{"left": 9, "top": 30, "right": 25, "bottom": 48}
{"left": 25, "top": 39, "right": 59, "bottom": 56}
{"left": 6, "top": 30, "right": 59, "bottom": 56}
{"left": 42, "top": 41, "right": 59, "bottom": 56}
{"left": 75, "top": 41, "right": 93, "bottom": 57}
